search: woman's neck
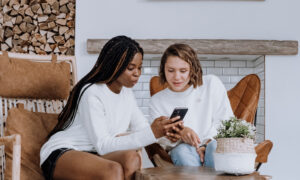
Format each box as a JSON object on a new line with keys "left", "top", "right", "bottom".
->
{"left": 169, "top": 84, "right": 192, "bottom": 93}
{"left": 107, "top": 81, "right": 123, "bottom": 94}
{"left": 167, "top": 85, "right": 194, "bottom": 97}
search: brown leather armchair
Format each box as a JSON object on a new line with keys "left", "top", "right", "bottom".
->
{"left": 145, "top": 74, "right": 273, "bottom": 171}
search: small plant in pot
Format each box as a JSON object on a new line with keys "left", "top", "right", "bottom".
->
{"left": 213, "top": 116, "right": 256, "bottom": 175}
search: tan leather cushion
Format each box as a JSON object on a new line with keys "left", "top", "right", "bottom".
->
{"left": 150, "top": 76, "right": 168, "bottom": 96}
{"left": 5, "top": 107, "right": 58, "bottom": 180}
{"left": 227, "top": 74, "right": 260, "bottom": 124}
{"left": 0, "top": 52, "right": 71, "bottom": 99}
{"left": 255, "top": 140, "right": 273, "bottom": 163}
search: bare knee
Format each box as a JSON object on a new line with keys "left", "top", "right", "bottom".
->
{"left": 122, "top": 151, "right": 141, "bottom": 177}
{"left": 109, "top": 162, "right": 124, "bottom": 180}
{"left": 96, "top": 161, "right": 124, "bottom": 180}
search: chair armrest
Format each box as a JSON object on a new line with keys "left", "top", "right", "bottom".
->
{"left": 145, "top": 143, "right": 172, "bottom": 166}
{"left": 153, "top": 154, "right": 174, "bottom": 167}
{"left": 255, "top": 140, "right": 273, "bottom": 163}
{"left": 0, "top": 134, "right": 21, "bottom": 180}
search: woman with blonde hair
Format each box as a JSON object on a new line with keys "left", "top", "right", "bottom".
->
{"left": 150, "top": 43, "right": 234, "bottom": 167}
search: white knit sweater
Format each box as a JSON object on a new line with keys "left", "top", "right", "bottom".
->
{"left": 149, "top": 75, "right": 234, "bottom": 150}
{"left": 40, "top": 83, "right": 157, "bottom": 165}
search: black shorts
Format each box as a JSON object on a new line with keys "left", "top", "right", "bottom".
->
{"left": 41, "top": 148, "right": 73, "bottom": 180}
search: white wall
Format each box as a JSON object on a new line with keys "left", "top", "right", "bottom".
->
{"left": 76, "top": 0, "right": 300, "bottom": 179}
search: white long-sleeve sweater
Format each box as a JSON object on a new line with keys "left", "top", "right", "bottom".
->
{"left": 149, "top": 75, "right": 234, "bottom": 150}
{"left": 40, "top": 83, "right": 157, "bottom": 165}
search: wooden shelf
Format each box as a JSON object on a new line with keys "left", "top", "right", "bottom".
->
{"left": 87, "top": 39, "right": 298, "bottom": 55}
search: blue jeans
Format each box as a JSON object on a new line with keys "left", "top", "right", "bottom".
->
{"left": 170, "top": 140, "right": 217, "bottom": 167}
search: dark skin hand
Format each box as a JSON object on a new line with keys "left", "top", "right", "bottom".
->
{"left": 151, "top": 116, "right": 183, "bottom": 138}
{"left": 164, "top": 116, "right": 184, "bottom": 142}
{"left": 167, "top": 125, "right": 200, "bottom": 146}
{"left": 166, "top": 121, "right": 184, "bottom": 142}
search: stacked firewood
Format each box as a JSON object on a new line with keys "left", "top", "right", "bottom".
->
{"left": 0, "top": 0, "right": 75, "bottom": 55}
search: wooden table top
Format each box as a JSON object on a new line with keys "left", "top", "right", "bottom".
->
{"left": 136, "top": 166, "right": 271, "bottom": 180}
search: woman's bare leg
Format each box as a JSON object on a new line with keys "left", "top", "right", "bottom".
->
{"left": 53, "top": 150, "right": 124, "bottom": 180}
{"left": 102, "top": 150, "right": 141, "bottom": 180}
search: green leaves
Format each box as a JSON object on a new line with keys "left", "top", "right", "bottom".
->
{"left": 215, "top": 117, "right": 256, "bottom": 140}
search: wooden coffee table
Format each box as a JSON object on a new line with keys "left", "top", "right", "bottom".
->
{"left": 136, "top": 166, "right": 271, "bottom": 180}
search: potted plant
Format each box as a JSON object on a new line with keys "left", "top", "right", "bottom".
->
{"left": 213, "top": 116, "right": 256, "bottom": 175}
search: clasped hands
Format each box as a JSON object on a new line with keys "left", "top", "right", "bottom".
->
{"left": 151, "top": 117, "right": 206, "bottom": 163}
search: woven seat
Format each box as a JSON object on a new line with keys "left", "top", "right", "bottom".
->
{"left": 0, "top": 52, "right": 77, "bottom": 180}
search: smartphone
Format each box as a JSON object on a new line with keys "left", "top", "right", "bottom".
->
{"left": 170, "top": 107, "right": 188, "bottom": 122}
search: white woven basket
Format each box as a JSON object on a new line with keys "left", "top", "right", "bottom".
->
{"left": 214, "top": 138, "right": 256, "bottom": 175}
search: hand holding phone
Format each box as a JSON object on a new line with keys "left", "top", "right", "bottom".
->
{"left": 167, "top": 107, "right": 188, "bottom": 137}
{"left": 170, "top": 107, "right": 188, "bottom": 122}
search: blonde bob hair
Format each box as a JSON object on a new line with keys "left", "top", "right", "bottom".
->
{"left": 159, "top": 43, "right": 203, "bottom": 87}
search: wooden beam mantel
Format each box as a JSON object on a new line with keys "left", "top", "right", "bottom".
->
{"left": 87, "top": 39, "right": 298, "bottom": 55}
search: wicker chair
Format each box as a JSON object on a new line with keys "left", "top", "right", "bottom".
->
{"left": 0, "top": 52, "right": 77, "bottom": 180}
{"left": 145, "top": 74, "right": 273, "bottom": 171}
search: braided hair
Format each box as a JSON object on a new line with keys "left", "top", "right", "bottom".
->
{"left": 48, "top": 36, "right": 144, "bottom": 137}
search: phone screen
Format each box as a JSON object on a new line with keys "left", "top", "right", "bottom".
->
{"left": 170, "top": 107, "right": 188, "bottom": 122}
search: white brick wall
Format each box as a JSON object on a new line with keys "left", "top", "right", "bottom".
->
{"left": 133, "top": 55, "right": 265, "bottom": 143}
{"left": 254, "top": 56, "right": 265, "bottom": 143}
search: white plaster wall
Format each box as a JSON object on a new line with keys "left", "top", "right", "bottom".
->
{"left": 75, "top": 0, "right": 300, "bottom": 179}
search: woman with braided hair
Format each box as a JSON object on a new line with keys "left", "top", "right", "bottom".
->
{"left": 40, "top": 36, "right": 182, "bottom": 180}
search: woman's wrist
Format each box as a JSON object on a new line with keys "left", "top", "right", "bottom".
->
{"left": 198, "top": 144, "right": 207, "bottom": 148}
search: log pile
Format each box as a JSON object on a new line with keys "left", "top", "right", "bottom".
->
{"left": 0, "top": 0, "right": 75, "bottom": 55}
